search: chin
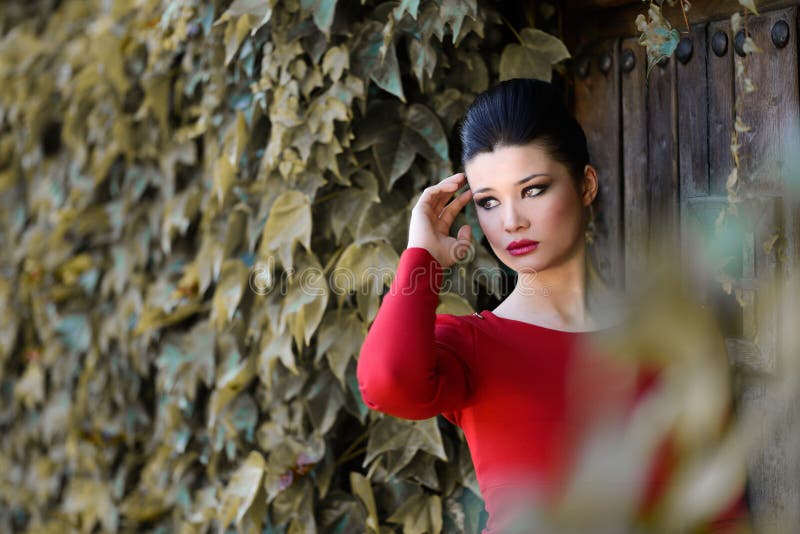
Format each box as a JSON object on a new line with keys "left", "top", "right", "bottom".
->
{"left": 502, "top": 255, "right": 544, "bottom": 274}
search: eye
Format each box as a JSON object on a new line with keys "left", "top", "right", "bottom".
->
{"left": 476, "top": 198, "right": 499, "bottom": 209}
{"left": 475, "top": 185, "right": 548, "bottom": 210}
{"left": 523, "top": 185, "right": 548, "bottom": 197}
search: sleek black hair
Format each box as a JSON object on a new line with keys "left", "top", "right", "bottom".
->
{"left": 459, "top": 78, "right": 591, "bottom": 188}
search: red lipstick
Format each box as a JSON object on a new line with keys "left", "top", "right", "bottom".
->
{"left": 506, "top": 239, "right": 539, "bottom": 256}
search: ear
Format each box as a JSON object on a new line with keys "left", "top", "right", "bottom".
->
{"left": 581, "top": 165, "right": 599, "bottom": 206}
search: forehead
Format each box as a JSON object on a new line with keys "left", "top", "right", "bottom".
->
{"left": 464, "top": 143, "right": 560, "bottom": 187}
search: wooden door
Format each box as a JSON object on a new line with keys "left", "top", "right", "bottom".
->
{"left": 572, "top": 5, "right": 800, "bottom": 529}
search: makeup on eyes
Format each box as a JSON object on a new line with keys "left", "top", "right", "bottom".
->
{"left": 469, "top": 173, "right": 551, "bottom": 195}
{"left": 473, "top": 183, "right": 550, "bottom": 210}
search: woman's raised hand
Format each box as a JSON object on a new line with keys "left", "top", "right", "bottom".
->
{"left": 407, "top": 172, "right": 474, "bottom": 269}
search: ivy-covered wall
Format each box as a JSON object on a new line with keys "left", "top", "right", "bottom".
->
{"left": 0, "top": 0, "right": 571, "bottom": 531}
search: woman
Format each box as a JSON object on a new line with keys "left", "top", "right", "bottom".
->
{"left": 356, "top": 78, "right": 749, "bottom": 532}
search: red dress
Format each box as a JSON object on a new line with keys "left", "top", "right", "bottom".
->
{"left": 356, "top": 247, "right": 749, "bottom": 533}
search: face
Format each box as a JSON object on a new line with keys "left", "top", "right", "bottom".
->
{"left": 464, "top": 142, "right": 597, "bottom": 274}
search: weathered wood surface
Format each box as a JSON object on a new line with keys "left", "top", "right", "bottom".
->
{"left": 565, "top": 0, "right": 800, "bottom": 53}
{"left": 573, "top": 38, "right": 624, "bottom": 290}
{"left": 567, "top": 6, "right": 800, "bottom": 529}
{"left": 620, "top": 36, "right": 649, "bottom": 287}
{"left": 735, "top": 8, "right": 800, "bottom": 530}
{"left": 647, "top": 53, "right": 680, "bottom": 261}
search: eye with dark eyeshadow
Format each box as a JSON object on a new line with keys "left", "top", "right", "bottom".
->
{"left": 475, "top": 184, "right": 549, "bottom": 210}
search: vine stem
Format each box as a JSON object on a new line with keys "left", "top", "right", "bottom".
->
{"left": 500, "top": 13, "right": 524, "bottom": 44}
{"left": 335, "top": 430, "right": 369, "bottom": 466}
{"left": 677, "top": 0, "right": 691, "bottom": 34}
{"left": 335, "top": 446, "right": 368, "bottom": 467}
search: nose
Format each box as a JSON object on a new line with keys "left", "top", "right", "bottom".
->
{"left": 502, "top": 202, "right": 530, "bottom": 233}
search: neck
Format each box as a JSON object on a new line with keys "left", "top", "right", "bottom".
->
{"left": 508, "top": 241, "right": 591, "bottom": 327}
{"left": 505, "top": 243, "right": 625, "bottom": 330}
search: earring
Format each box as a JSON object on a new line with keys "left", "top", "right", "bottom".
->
{"left": 585, "top": 204, "right": 596, "bottom": 245}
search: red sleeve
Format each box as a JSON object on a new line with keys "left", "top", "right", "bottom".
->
{"left": 356, "top": 247, "right": 476, "bottom": 420}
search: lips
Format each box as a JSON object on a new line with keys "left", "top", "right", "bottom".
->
{"left": 506, "top": 239, "right": 539, "bottom": 256}
{"left": 507, "top": 239, "right": 539, "bottom": 251}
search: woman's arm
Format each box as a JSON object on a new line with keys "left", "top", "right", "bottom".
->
{"left": 356, "top": 246, "right": 476, "bottom": 420}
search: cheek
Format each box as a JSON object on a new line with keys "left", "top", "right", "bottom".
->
{"left": 538, "top": 194, "right": 581, "bottom": 230}
{"left": 475, "top": 210, "right": 502, "bottom": 249}
{"left": 476, "top": 209, "right": 499, "bottom": 235}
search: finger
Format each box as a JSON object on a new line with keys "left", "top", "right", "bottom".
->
{"left": 437, "top": 186, "right": 471, "bottom": 220}
{"left": 453, "top": 225, "right": 472, "bottom": 261}
{"left": 417, "top": 173, "right": 465, "bottom": 215}
{"left": 421, "top": 181, "right": 460, "bottom": 214}
{"left": 438, "top": 188, "right": 473, "bottom": 227}
{"left": 440, "top": 172, "right": 465, "bottom": 183}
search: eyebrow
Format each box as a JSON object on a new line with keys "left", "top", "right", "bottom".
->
{"left": 469, "top": 173, "right": 551, "bottom": 195}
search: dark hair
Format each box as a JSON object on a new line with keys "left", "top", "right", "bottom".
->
{"left": 459, "top": 78, "right": 590, "bottom": 188}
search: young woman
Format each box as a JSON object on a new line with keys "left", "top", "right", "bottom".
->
{"left": 356, "top": 78, "right": 749, "bottom": 533}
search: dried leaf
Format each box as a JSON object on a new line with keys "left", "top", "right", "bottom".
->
{"left": 737, "top": 0, "right": 759, "bottom": 15}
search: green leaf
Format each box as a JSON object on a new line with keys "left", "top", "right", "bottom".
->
{"left": 214, "top": 0, "right": 273, "bottom": 36}
{"left": 408, "top": 37, "right": 438, "bottom": 90}
{"left": 257, "top": 325, "right": 297, "bottom": 389}
{"left": 283, "top": 249, "right": 329, "bottom": 348}
{"left": 211, "top": 258, "right": 250, "bottom": 332}
{"left": 350, "top": 471, "right": 380, "bottom": 533}
{"left": 55, "top": 314, "right": 91, "bottom": 353}
{"left": 499, "top": 28, "right": 571, "bottom": 82}
{"left": 352, "top": 21, "right": 405, "bottom": 102}
{"left": 218, "top": 451, "right": 266, "bottom": 529}
{"left": 321, "top": 45, "right": 349, "bottom": 82}
{"left": 310, "top": 0, "right": 338, "bottom": 35}
{"left": 441, "top": 0, "right": 477, "bottom": 44}
{"left": 518, "top": 27, "right": 571, "bottom": 63}
{"left": 353, "top": 101, "right": 448, "bottom": 189}
{"left": 326, "top": 170, "right": 380, "bottom": 244}
{"left": 154, "top": 321, "right": 216, "bottom": 405}
{"left": 356, "top": 205, "right": 407, "bottom": 252}
{"left": 208, "top": 334, "right": 255, "bottom": 429}
{"left": 315, "top": 309, "right": 365, "bottom": 386}
{"left": 334, "top": 240, "right": 399, "bottom": 321}
{"left": 304, "top": 368, "right": 346, "bottom": 434}
{"left": 386, "top": 493, "right": 443, "bottom": 533}
{"left": 417, "top": 2, "right": 446, "bottom": 42}
{"left": 394, "top": 0, "right": 421, "bottom": 20}
{"left": 365, "top": 417, "right": 448, "bottom": 470}
{"left": 14, "top": 362, "right": 45, "bottom": 409}
{"left": 64, "top": 479, "right": 119, "bottom": 531}
{"left": 259, "top": 190, "right": 312, "bottom": 272}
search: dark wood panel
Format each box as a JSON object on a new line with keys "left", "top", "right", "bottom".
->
{"left": 677, "top": 24, "right": 711, "bottom": 299}
{"left": 620, "top": 37, "right": 649, "bottom": 288}
{"left": 573, "top": 38, "right": 624, "bottom": 290}
{"left": 677, "top": 23, "right": 710, "bottom": 198}
{"left": 738, "top": 8, "right": 799, "bottom": 195}
{"left": 568, "top": 0, "right": 799, "bottom": 13}
{"left": 707, "top": 19, "right": 736, "bottom": 195}
{"left": 733, "top": 9, "right": 800, "bottom": 528}
{"left": 647, "top": 55, "right": 680, "bottom": 261}
{"left": 568, "top": 5, "right": 800, "bottom": 529}
{"left": 744, "top": 198, "right": 797, "bottom": 531}
{"left": 565, "top": 0, "right": 800, "bottom": 54}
